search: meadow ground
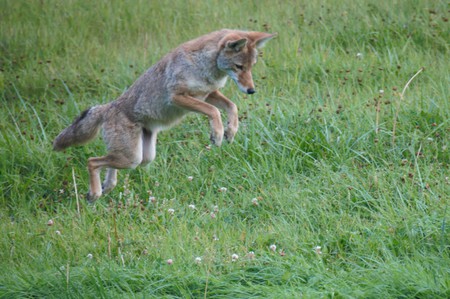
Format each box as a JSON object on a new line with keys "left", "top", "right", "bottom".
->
{"left": 0, "top": 0, "right": 449, "bottom": 298}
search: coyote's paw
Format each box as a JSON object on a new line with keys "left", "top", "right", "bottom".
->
{"left": 86, "top": 191, "right": 101, "bottom": 204}
{"left": 210, "top": 127, "right": 224, "bottom": 146}
{"left": 224, "top": 124, "right": 238, "bottom": 143}
{"left": 102, "top": 181, "right": 117, "bottom": 195}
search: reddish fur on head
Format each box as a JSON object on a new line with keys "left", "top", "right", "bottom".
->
{"left": 217, "top": 31, "right": 276, "bottom": 94}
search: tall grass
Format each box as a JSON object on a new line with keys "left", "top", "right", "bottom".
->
{"left": 1, "top": 0, "right": 449, "bottom": 298}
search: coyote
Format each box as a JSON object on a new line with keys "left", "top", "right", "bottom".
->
{"left": 53, "top": 29, "right": 276, "bottom": 202}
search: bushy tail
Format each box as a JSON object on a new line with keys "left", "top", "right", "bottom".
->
{"left": 53, "top": 105, "right": 107, "bottom": 151}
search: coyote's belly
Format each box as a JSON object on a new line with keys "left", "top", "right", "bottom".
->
{"left": 141, "top": 102, "right": 188, "bottom": 132}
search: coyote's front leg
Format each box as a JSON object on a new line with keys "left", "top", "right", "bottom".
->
{"left": 172, "top": 94, "right": 224, "bottom": 146}
{"left": 206, "top": 90, "right": 238, "bottom": 143}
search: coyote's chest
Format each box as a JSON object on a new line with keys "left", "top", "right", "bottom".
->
{"left": 185, "top": 76, "right": 228, "bottom": 100}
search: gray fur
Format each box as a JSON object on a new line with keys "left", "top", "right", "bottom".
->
{"left": 53, "top": 105, "right": 106, "bottom": 151}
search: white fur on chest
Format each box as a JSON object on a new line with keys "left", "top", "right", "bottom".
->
{"left": 186, "top": 76, "right": 228, "bottom": 95}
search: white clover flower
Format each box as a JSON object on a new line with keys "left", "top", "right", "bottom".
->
{"left": 356, "top": 52, "right": 363, "bottom": 59}
{"left": 149, "top": 196, "right": 156, "bottom": 203}
{"left": 195, "top": 257, "right": 202, "bottom": 264}
{"left": 87, "top": 253, "right": 93, "bottom": 259}
{"left": 213, "top": 235, "right": 219, "bottom": 241}
{"left": 251, "top": 198, "right": 259, "bottom": 206}
{"left": 47, "top": 219, "right": 54, "bottom": 226}
{"left": 231, "top": 254, "right": 239, "bottom": 261}
{"left": 167, "top": 259, "right": 173, "bottom": 265}
{"left": 210, "top": 212, "right": 216, "bottom": 219}
{"left": 269, "top": 244, "right": 277, "bottom": 252}
{"left": 188, "top": 204, "right": 196, "bottom": 210}
{"left": 55, "top": 230, "right": 61, "bottom": 235}
{"left": 219, "top": 187, "right": 227, "bottom": 193}
{"left": 314, "top": 246, "right": 322, "bottom": 255}
{"left": 167, "top": 208, "right": 175, "bottom": 215}
{"left": 187, "top": 176, "right": 194, "bottom": 181}
{"left": 213, "top": 205, "right": 219, "bottom": 212}
{"left": 247, "top": 251, "right": 255, "bottom": 259}
{"left": 379, "top": 89, "right": 384, "bottom": 94}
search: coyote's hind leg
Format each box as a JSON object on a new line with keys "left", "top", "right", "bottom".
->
{"left": 87, "top": 151, "right": 143, "bottom": 203}
{"left": 102, "top": 168, "right": 117, "bottom": 194}
{"left": 141, "top": 129, "right": 158, "bottom": 166}
{"left": 87, "top": 117, "right": 143, "bottom": 203}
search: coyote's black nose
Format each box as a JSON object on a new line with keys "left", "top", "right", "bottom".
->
{"left": 247, "top": 88, "right": 255, "bottom": 94}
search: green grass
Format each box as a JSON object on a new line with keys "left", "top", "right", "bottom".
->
{"left": 1, "top": 0, "right": 449, "bottom": 298}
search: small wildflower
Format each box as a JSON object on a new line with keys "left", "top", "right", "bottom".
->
{"left": 195, "top": 257, "right": 202, "bottom": 264}
{"left": 269, "top": 244, "right": 277, "bottom": 252}
{"left": 213, "top": 205, "right": 219, "bottom": 213}
{"left": 210, "top": 212, "right": 216, "bottom": 219}
{"left": 279, "top": 249, "right": 286, "bottom": 256}
{"left": 213, "top": 234, "right": 219, "bottom": 241}
{"left": 59, "top": 189, "right": 64, "bottom": 194}
{"left": 187, "top": 176, "right": 194, "bottom": 181}
{"left": 167, "top": 259, "right": 173, "bottom": 265}
{"left": 251, "top": 198, "right": 259, "bottom": 206}
{"left": 356, "top": 52, "right": 363, "bottom": 59}
{"left": 247, "top": 251, "right": 255, "bottom": 259}
{"left": 379, "top": 89, "right": 384, "bottom": 94}
{"left": 87, "top": 253, "right": 93, "bottom": 259}
{"left": 218, "top": 187, "right": 227, "bottom": 193}
{"left": 55, "top": 230, "right": 61, "bottom": 235}
{"left": 188, "top": 204, "right": 196, "bottom": 210}
{"left": 314, "top": 246, "right": 322, "bottom": 255}
{"left": 231, "top": 254, "right": 239, "bottom": 261}
{"left": 142, "top": 249, "right": 148, "bottom": 255}
{"left": 47, "top": 219, "right": 54, "bottom": 226}
{"left": 154, "top": 181, "right": 160, "bottom": 187}
{"left": 149, "top": 196, "right": 156, "bottom": 203}
{"left": 167, "top": 208, "right": 175, "bottom": 215}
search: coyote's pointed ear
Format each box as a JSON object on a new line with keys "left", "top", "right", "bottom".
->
{"left": 250, "top": 32, "right": 277, "bottom": 49}
{"left": 226, "top": 38, "right": 248, "bottom": 52}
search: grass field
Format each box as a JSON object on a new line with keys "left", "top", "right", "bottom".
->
{"left": 1, "top": 0, "right": 449, "bottom": 298}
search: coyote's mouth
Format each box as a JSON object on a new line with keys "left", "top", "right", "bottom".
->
{"left": 227, "top": 71, "right": 255, "bottom": 95}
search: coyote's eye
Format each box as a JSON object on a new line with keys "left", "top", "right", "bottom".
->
{"left": 235, "top": 64, "right": 243, "bottom": 70}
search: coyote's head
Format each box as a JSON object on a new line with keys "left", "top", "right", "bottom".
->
{"left": 217, "top": 31, "right": 276, "bottom": 94}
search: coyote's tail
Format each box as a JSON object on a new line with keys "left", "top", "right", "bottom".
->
{"left": 53, "top": 105, "right": 107, "bottom": 151}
